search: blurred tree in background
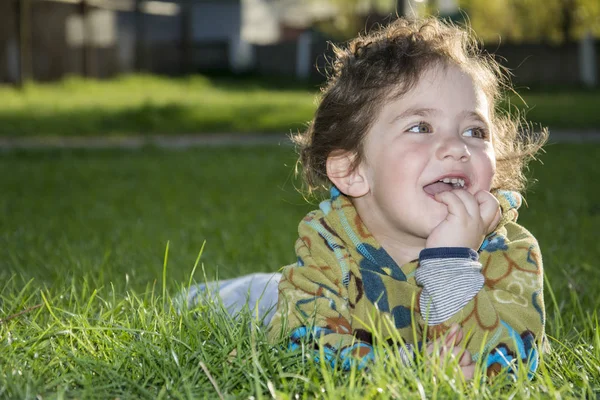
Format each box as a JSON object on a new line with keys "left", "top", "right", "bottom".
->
{"left": 309, "top": 0, "right": 599, "bottom": 43}
{"left": 309, "top": 0, "right": 405, "bottom": 40}
{"left": 460, "top": 0, "right": 600, "bottom": 44}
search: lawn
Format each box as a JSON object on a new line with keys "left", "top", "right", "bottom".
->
{"left": 1, "top": 144, "right": 599, "bottom": 398}
{"left": 0, "top": 75, "right": 598, "bottom": 138}
{"left": 0, "top": 75, "right": 317, "bottom": 138}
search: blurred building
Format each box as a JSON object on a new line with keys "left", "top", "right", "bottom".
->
{"left": 0, "top": 0, "right": 597, "bottom": 86}
{"left": 0, "top": 0, "right": 424, "bottom": 82}
{"left": 0, "top": 0, "right": 246, "bottom": 82}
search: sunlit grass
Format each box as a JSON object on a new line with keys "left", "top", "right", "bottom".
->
{"left": 0, "top": 75, "right": 317, "bottom": 137}
{"left": 0, "top": 75, "right": 597, "bottom": 138}
{"left": 1, "top": 271, "right": 598, "bottom": 398}
{"left": 1, "top": 144, "right": 599, "bottom": 398}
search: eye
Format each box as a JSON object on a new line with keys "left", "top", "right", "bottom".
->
{"left": 463, "top": 127, "right": 488, "bottom": 139}
{"left": 407, "top": 122, "right": 432, "bottom": 134}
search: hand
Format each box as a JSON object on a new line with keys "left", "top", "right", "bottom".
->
{"left": 425, "top": 324, "right": 475, "bottom": 380}
{"left": 426, "top": 189, "right": 501, "bottom": 250}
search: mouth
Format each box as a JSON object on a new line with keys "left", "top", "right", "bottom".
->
{"left": 423, "top": 174, "right": 471, "bottom": 197}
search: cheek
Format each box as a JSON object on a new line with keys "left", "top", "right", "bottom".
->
{"left": 478, "top": 151, "right": 496, "bottom": 189}
{"left": 385, "top": 154, "right": 422, "bottom": 186}
{"left": 371, "top": 142, "right": 429, "bottom": 190}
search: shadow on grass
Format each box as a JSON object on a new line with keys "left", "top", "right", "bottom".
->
{"left": 196, "top": 70, "right": 325, "bottom": 92}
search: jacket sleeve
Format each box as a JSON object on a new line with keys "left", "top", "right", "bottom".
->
{"left": 267, "top": 235, "right": 414, "bottom": 370}
{"left": 416, "top": 222, "right": 545, "bottom": 378}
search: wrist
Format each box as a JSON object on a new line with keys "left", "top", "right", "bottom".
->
{"left": 425, "top": 235, "right": 484, "bottom": 251}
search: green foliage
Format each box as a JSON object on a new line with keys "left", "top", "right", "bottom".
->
{"left": 459, "top": 0, "right": 600, "bottom": 43}
{"left": 308, "top": 0, "right": 599, "bottom": 43}
{"left": 1, "top": 144, "right": 599, "bottom": 398}
{"left": 309, "top": 0, "right": 401, "bottom": 40}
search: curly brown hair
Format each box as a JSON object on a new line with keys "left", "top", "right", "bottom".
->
{"left": 293, "top": 17, "right": 547, "bottom": 196}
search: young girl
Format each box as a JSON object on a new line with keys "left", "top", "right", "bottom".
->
{"left": 181, "top": 17, "right": 547, "bottom": 378}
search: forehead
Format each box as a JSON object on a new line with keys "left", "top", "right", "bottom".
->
{"left": 384, "top": 64, "right": 490, "bottom": 119}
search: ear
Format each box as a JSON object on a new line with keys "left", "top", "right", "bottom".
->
{"left": 326, "top": 150, "right": 370, "bottom": 198}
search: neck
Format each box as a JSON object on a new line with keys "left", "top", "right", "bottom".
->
{"left": 373, "top": 232, "right": 424, "bottom": 266}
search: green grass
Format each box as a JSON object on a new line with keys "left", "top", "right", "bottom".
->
{"left": 1, "top": 144, "right": 599, "bottom": 398}
{"left": 0, "top": 75, "right": 318, "bottom": 137}
{"left": 508, "top": 89, "right": 600, "bottom": 131}
{"left": 0, "top": 75, "right": 598, "bottom": 138}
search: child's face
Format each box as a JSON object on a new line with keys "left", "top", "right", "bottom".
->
{"left": 355, "top": 64, "right": 496, "bottom": 244}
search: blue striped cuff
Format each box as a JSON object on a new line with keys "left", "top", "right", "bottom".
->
{"left": 420, "top": 247, "right": 479, "bottom": 261}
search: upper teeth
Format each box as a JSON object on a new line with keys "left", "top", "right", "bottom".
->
{"left": 440, "top": 177, "right": 465, "bottom": 187}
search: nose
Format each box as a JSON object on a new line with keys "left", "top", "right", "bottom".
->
{"left": 435, "top": 135, "right": 470, "bottom": 162}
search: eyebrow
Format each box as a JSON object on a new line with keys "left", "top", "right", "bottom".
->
{"left": 458, "top": 110, "right": 490, "bottom": 126}
{"left": 389, "top": 108, "right": 490, "bottom": 127}
{"left": 389, "top": 107, "right": 437, "bottom": 124}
